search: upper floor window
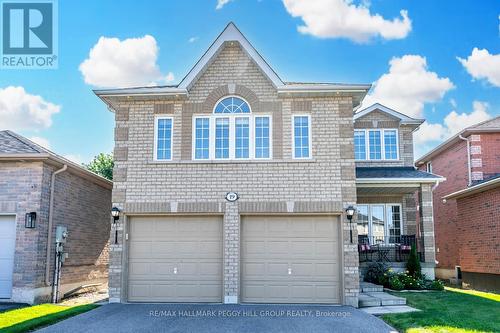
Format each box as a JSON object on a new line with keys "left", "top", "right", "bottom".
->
{"left": 154, "top": 116, "right": 173, "bottom": 161}
{"left": 293, "top": 115, "right": 312, "bottom": 159}
{"left": 354, "top": 129, "right": 399, "bottom": 161}
{"left": 426, "top": 162, "right": 432, "bottom": 173}
{"left": 193, "top": 96, "right": 271, "bottom": 160}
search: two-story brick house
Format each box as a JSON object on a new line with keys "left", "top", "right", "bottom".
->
{"left": 416, "top": 117, "right": 500, "bottom": 291}
{"left": 95, "top": 23, "right": 441, "bottom": 307}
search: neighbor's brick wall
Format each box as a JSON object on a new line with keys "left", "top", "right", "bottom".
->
{"left": 418, "top": 139, "right": 468, "bottom": 270}
{"left": 470, "top": 133, "right": 500, "bottom": 183}
{"left": 109, "top": 42, "right": 359, "bottom": 306}
{"left": 354, "top": 110, "right": 417, "bottom": 167}
{"left": 455, "top": 186, "right": 500, "bottom": 275}
{"left": 0, "top": 161, "right": 45, "bottom": 289}
{"left": 47, "top": 165, "right": 111, "bottom": 285}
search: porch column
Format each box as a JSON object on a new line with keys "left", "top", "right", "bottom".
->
{"left": 419, "top": 183, "right": 436, "bottom": 264}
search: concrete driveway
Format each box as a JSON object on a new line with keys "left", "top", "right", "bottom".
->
{"left": 36, "top": 303, "right": 395, "bottom": 333}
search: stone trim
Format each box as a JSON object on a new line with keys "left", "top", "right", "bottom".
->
{"left": 154, "top": 103, "right": 174, "bottom": 114}
{"left": 114, "top": 147, "right": 128, "bottom": 161}
{"left": 115, "top": 107, "right": 129, "bottom": 121}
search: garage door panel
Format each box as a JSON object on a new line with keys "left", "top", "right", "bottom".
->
{"left": 241, "top": 215, "right": 341, "bottom": 304}
{"left": 128, "top": 216, "right": 222, "bottom": 302}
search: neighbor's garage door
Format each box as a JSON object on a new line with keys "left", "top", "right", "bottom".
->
{"left": 0, "top": 215, "right": 16, "bottom": 299}
{"left": 241, "top": 215, "right": 341, "bottom": 304}
{"left": 128, "top": 216, "right": 223, "bottom": 302}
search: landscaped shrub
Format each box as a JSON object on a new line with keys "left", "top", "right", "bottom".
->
{"left": 399, "top": 273, "right": 424, "bottom": 290}
{"left": 388, "top": 275, "right": 405, "bottom": 290}
{"left": 406, "top": 245, "right": 422, "bottom": 278}
{"left": 364, "top": 262, "right": 388, "bottom": 284}
{"left": 426, "top": 279, "right": 445, "bottom": 291}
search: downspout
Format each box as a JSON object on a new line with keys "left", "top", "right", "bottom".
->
{"left": 459, "top": 135, "right": 472, "bottom": 186}
{"left": 45, "top": 164, "right": 68, "bottom": 286}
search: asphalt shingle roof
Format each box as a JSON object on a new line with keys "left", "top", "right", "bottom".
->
{"left": 0, "top": 130, "right": 41, "bottom": 154}
{"left": 356, "top": 167, "right": 441, "bottom": 179}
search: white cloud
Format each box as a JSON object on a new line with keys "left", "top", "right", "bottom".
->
{"left": 362, "top": 55, "right": 454, "bottom": 117}
{"left": 216, "top": 0, "right": 232, "bottom": 9}
{"left": 0, "top": 86, "right": 60, "bottom": 131}
{"left": 63, "top": 154, "right": 84, "bottom": 165}
{"left": 413, "top": 101, "right": 492, "bottom": 157}
{"left": 458, "top": 48, "right": 500, "bottom": 87}
{"left": 188, "top": 36, "right": 199, "bottom": 43}
{"left": 164, "top": 72, "right": 175, "bottom": 83}
{"left": 282, "top": 0, "right": 412, "bottom": 43}
{"left": 79, "top": 35, "right": 173, "bottom": 88}
{"left": 29, "top": 136, "right": 51, "bottom": 149}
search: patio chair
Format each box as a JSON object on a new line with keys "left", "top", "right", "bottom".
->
{"left": 397, "top": 235, "right": 416, "bottom": 262}
{"left": 358, "top": 235, "right": 376, "bottom": 262}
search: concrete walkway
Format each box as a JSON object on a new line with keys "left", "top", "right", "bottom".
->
{"left": 36, "top": 303, "right": 396, "bottom": 333}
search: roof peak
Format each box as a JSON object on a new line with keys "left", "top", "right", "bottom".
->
{"left": 354, "top": 103, "right": 424, "bottom": 125}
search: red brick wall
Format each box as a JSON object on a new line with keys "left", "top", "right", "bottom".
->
{"left": 473, "top": 133, "right": 500, "bottom": 181}
{"left": 418, "top": 140, "right": 468, "bottom": 269}
{"left": 455, "top": 186, "right": 500, "bottom": 275}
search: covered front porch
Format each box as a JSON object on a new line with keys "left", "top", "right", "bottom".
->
{"left": 355, "top": 167, "right": 444, "bottom": 279}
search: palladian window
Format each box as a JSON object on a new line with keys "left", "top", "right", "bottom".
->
{"left": 193, "top": 96, "right": 271, "bottom": 160}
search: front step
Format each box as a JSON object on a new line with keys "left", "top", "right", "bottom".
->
{"left": 360, "top": 282, "right": 384, "bottom": 293}
{"left": 358, "top": 284, "right": 406, "bottom": 308}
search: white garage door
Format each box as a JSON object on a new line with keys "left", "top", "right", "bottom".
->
{"left": 0, "top": 215, "right": 16, "bottom": 299}
{"left": 241, "top": 215, "right": 341, "bottom": 304}
{"left": 128, "top": 216, "right": 223, "bottom": 302}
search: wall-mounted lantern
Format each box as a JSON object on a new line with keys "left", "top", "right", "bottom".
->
{"left": 25, "top": 212, "right": 36, "bottom": 228}
{"left": 111, "top": 206, "right": 121, "bottom": 244}
{"left": 345, "top": 206, "right": 356, "bottom": 243}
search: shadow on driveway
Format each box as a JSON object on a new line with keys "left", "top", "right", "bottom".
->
{"left": 35, "top": 303, "right": 395, "bottom": 333}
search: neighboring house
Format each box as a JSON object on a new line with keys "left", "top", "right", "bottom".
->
{"left": 0, "top": 131, "right": 112, "bottom": 304}
{"left": 416, "top": 117, "right": 500, "bottom": 291}
{"left": 95, "top": 23, "right": 441, "bottom": 307}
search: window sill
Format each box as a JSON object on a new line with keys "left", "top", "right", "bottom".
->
{"left": 149, "top": 158, "right": 317, "bottom": 165}
{"left": 355, "top": 160, "right": 402, "bottom": 163}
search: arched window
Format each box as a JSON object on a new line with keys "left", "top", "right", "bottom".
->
{"left": 214, "top": 96, "right": 251, "bottom": 114}
{"left": 192, "top": 96, "right": 271, "bottom": 160}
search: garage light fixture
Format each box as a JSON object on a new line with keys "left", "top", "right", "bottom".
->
{"left": 111, "top": 206, "right": 121, "bottom": 244}
{"left": 25, "top": 212, "right": 36, "bottom": 228}
{"left": 345, "top": 206, "right": 355, "bottom": 243}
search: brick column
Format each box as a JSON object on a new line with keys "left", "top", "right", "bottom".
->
{"left": 419, "top": 183, "right": 436, "bottom": 264}
{"left": 108, "top": 214, "right": 124, "bottom": 303}
{"left": 223, "top": 201, "right": 239, "bottom": 304}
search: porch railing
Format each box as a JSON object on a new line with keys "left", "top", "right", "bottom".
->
{"left": 358, "top": 234, "right": 425, "bottom": 263}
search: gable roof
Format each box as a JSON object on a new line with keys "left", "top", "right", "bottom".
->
{"left": 416, "top": 115, "right": 500, "bottom": 165}
{"left": 94, "top": 22, "right": 371, "bottom": 108}
{"left": 0, "top": 130, "right": 112, "bottom": 188}
{"left": 443, "top": 174, "right": 500, "bottom": 200}
{"left": 354, "top": 103, "right": 425, "bottom": 125}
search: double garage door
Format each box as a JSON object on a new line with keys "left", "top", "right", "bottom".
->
{"left": 128, "top": 215, "right": 340, "bottom": 303}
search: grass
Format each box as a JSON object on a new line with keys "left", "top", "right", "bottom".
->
{"left": 0, "top": 303, "right": 98, "bottom": 333}
{"left": 382, "top": 287, "right": 500, "bottom": 333}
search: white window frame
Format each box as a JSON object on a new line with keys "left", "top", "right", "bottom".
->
{"left": 292, "top": 114, "right": 312, "bottom": 159}
{"left": 191, "top": 97, "right": 273, "bottom": 160}
{"left": 356, "top": 203, "right": 403, "bottom": 245}
{"left": 154, "top": 115, "right": 174, "bottom": 161}
{"left": 354, "top": 128, "right": 399, "bottom": 161}
{"left": 426, "top": 161, "right": 432, "bottom": 173}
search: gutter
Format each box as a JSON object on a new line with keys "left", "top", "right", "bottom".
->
{"left": 45, "top": 164, "right": 67, "bottom": 286}
{"left": 356, "top": 177, "right": 445, "bottom": 184}
{"left": 459, "top": 134, "right": 472, "bottom": 186}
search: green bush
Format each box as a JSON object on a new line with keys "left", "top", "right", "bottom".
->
{"left": 406, "top": 245, "right": 422, "bottom": 278}
{"left": 388, "top": 275, "right": 405, "bottom": 290}
{"left": 427, "top": 279, "right": 445, "bottom": 291}
{"left": 364, "top": 262, "right": 388, "bottom": 284}
{"left": 399, "top": 273, "right": 425, "bottom": 290}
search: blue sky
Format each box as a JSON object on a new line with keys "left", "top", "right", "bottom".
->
{"left": 1, "top": 0, "right": 499, "bottom": 163}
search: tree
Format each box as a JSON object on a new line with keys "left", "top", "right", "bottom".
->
{"left": 406, "top": 244, "right": 422, "bottom": 278}
{"left": 85, "top": 153, "right": 114, "bottom": 180}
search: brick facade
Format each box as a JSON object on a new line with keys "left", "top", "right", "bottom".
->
{"left": 108, "top": 43, "right": 359, "bottom": 306}
{"left": 0, "top": 160, "right": 111, "bottom": 304}
{"left": 418, "top": 132, "right": 500, "bottom": 279}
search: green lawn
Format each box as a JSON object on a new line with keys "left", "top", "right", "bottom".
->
{"left": 0, "top": 304, "right": 98, "bottom": 333}
{"left": 382, "top": 287, "right": 500, "bottom": 333}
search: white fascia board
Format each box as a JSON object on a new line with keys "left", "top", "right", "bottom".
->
{"left": 356, "top": 177, "right": 445, "bottom": 184}
{"left": 278, "top": 84, "right": 371, "bottom": 93}
{"left": 178, "top": 22, "right": 284, "bottom": 90}
{"left": 94, "top": 87, "right": 188, "bottom": 97}
{"left": 355, "top": 103, "right": 424, "bottom": 124}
